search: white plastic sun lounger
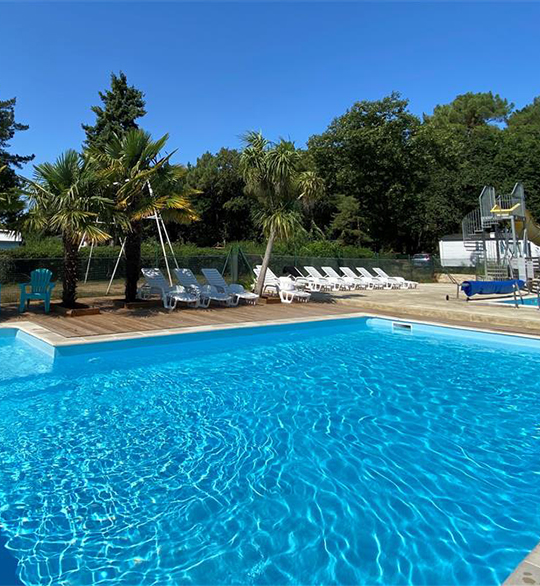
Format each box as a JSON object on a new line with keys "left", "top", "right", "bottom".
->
{"left": 373, "top": 267, "right": 418, "bottom": 289}
{"left": 339, "top": 267, "right": 373, "bottom": 290}
{"left": 359, "top": 268, "right": 400, "bottom": 290}
{"left": 202, "top": 268, "right": 259, "bottom": 306}
{"left": 321, "top": 266, "right": 357, "bottom": 290}
{"left": 304, "top": 266, "right": 347, "bottom": 291}
{"left": 174, "top": 268, "right": 233, "bottom": 307}
{"left": 356, "top": 267, "right": 391, "bottom": 290}
{"left": 253, "top": 268, "right": 310, "bottom": 303}
{"left": 139, "top": 268, "right": 200, "bottom": 310}
{"left": 276, "top": 277, "right": 311, "bottom": 304}
{"left": 253, "top": 266, "right": 280, "bottom": 296}
{"left": 254, "top": 265, "right": 315, "bottom": 292}
{"left": 290, "top": 267, "right": 332, "bottom": 292}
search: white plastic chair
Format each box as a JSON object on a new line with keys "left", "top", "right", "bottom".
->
{"left": 277, "top": 277, "right": 311, "bottom": 304}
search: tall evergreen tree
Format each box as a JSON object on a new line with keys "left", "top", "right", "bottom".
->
{"left": 0, "top": 96, "right": 34, "bottom": 226}
{"left": 82, "top": 72, "right": 146, "bottom": 149}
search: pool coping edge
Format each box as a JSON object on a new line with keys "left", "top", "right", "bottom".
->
{"left": 3, "top": 312, "right": 540, "bottom": 348}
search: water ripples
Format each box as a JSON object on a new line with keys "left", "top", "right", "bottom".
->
{"left": 0, "top": 325, "right": 539, "bottom": 585}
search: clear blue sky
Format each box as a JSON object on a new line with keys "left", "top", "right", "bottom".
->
{"left": 2, "top": 1, "right": 540, "bottom": 172}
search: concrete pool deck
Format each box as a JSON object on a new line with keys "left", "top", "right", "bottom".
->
{"left": 327, "top": 283, "right": 540, "bottom": 336}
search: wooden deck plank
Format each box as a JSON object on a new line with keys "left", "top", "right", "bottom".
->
{"left": 0, "top": 297, "right": 357, "bottom": 339}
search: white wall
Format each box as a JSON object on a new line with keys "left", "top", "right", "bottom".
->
{"left": 439, "top": 237, "right": 540, "bottom": 267}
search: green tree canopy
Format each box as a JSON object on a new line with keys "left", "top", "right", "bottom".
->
{"left": 308, "top": 92, "right": 425, "bottom": 253}
{"left": 426, "top": 92, "right": 513, "bottom": 129}
{"left": 183, "top": 148, "right": 256, "bottom": 245}
{"left": 82, "top": 72, "right": 146, "bottom": 150}
{"left": 0, "top": 96, "right": 34, "bottom": 226}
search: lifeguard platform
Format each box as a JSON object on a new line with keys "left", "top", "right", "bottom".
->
{"left": 462, "top": 182, "right": 540, "bottom": 282}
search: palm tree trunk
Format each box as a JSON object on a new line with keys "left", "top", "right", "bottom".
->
{"left": 62, "top": 234, "right": 79, "bottom": 308}
{"left": 125, "top": 221, "right": 142, "bottom": 302}
{"left": 255, "top": 228, "right": 276, "bottom": 296}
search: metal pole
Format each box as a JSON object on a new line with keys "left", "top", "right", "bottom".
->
{"left": 84, "top": 240, "right": 95, "bottom": 284}
{"left": 107, "top": 239, "right": 125, "bottom": 295}
{"left": 155, "top": 213, "right": 172, "bottom": 286}
{"left": 161, "top": 215, "right": 179, "bottom": 269}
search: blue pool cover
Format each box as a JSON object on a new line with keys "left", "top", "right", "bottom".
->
{"left": 461, "top": 279, "right": 525, "bottom": 297}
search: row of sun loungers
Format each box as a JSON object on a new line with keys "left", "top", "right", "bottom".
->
{"left": 256, "top": 265, "right": 418, "bottom": 295}
{"left": 140, "top": 264, "right": 418, "bottom": 310}
{"left": 139, "top": 267, "right": 259, "bottom": 310}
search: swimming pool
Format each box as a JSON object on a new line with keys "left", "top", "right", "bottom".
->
{"left": 0, "top": 317, "right": 539, "bottom": 585}
{"left": 498, "top": 296, "right": 540, "bottom": 307}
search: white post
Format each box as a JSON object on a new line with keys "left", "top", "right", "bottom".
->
{"left": 161, "top": 215, "right": 179, "bottom": 269}
{"left": 84, "top": 240, "right": 95, "bottom": 284}
{"left": 155, "top": 213, "right": 172, "bottom": 285}
{"left": 107, "top": 239, "right": 126, "bottom": 295}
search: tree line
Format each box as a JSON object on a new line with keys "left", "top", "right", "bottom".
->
{"left": 179, "top": 91, "right": 540, "bottom": 254}
{"left": 1, "top": 72, "right": 540, "bottom": 303}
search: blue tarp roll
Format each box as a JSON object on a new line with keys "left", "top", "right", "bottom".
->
{"left": 461, "top": 279, "right": 525, "bottom": 297}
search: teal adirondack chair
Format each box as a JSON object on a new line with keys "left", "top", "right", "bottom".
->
{"left": 19, "top": 269, "right": 56, "bottom": 313}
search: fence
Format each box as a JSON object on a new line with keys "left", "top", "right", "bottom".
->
{"left": 0, "top": 251, "right": 445, "bottom": 304}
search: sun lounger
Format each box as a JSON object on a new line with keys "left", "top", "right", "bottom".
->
{"left": 373, "top": 267, "right": 418, "bottom": 289}
{"left": 140, "top": 268, "right": 200, "bottom": 310}
{"left": 321, "top": 266, "right": 358, "bottom": 290}
{"left": 339, "top": 267, "right": 373, "bottom": 290}
{"left": 202, "top": 268, "right": 259, "bottom": 306}
{"left": 255, "top": 265, "right": 315, "bottom": 292}
{"left": 287, "top": 266, "right": 332, "bottom": 292}
{"left": 356, "top": 267, "right": 393, "bottom": 290}
{"left": 253, "top": 266, "right": 281, "bottom": 296}
{"left": 304, "top": 266, "right": 348, "bottom": 291}
{"left": 174, "top": 268, "right": 233, "bottom": 307}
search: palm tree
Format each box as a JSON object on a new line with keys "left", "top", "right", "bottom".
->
{"left": 89, "top": 129, "right": 198, "bottom": 302}
{"left": 240, "top": 132, "right": 325, "bottom": 295}
{"left": 24, "top": 150, "right": 114, "bottom": 308}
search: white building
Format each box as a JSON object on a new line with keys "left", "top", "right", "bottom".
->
{"left": 0, "top": 230, "right": 22, "bottom": 250}
{"left": 439, "top": 233, "right": 540, "bottom": 267}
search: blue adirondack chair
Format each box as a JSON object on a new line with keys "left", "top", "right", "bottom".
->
{"left": 19, "top": 269, "right": 56, "bottom": 313}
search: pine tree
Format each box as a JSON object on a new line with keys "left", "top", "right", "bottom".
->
{"left": 0, "top": 96, "right": 34, "bottom": 225}
{"left": 82, "top": 72, "right": 146, "bottom": 149}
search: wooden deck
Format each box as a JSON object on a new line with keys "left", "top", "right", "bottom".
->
{"left": 0, "top": 297, "right": 356, "bottom": 339}
{"left": 4, "top": 284, "right": 540, "bottom": 341}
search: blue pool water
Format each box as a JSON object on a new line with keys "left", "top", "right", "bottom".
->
{"left": 499, "top": 296, "right": 540, "bottom": 306}
{"left": 0, "top": 318, "right": 539, "bottom": 586}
